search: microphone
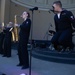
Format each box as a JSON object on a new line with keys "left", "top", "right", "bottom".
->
{"left": 48, "top": 9, "right": 54, "bottom": 13}
{"left": 29, "top": 7, "right": 38, "bottom": 11}
{"left": 50, "top": 9, "right": 54, "bottom": 12}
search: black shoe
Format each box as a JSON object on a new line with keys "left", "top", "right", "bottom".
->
{"left": 7, "top": 56, "right": 11, "bottom": 58}
{"left": 2, "top": 73, "right": 6, "bottom": 75}
{"left": 21, "top": 66, "right": 29, "bottom": 69}
{"left": 2, "top": 55, "right": 7, "bottom": 57}
{"left": 0, "top": 52, "right": 3, "bottom": 54}
{"left": 17, "top": 63, "right": 23, "bottom": 66}
{"left": 68, "top": 49, "right": 73, "bottom": 54}
{"left": 70, "top": 44, "right": 74, "bottom": 50}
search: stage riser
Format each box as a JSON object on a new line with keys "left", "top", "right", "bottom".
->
{"left": 32, "top": 48, "right": 75, "bottom": 64}
{"left": 34, "top": 50, "right": 75, "bottom": 58}
{"left": 32, "top": 51, "right": 75, "bottom": 64}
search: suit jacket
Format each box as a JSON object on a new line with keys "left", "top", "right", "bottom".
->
{"left": 54, "top": 10, "right": 75, "bottom": 32}
{"left": 3, "top": 27, "right": 12, "bottom": 39}
{"left": 19, "top": 18, "right": 31, "bottom": 41}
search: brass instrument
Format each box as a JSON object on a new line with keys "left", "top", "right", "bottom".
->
{"left": 0, "top": 22, "right": 4, "bottom": 32}
{"left": 12, "top": 15, "right": 19, "bottom": 42}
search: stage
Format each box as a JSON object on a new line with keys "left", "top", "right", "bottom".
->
{"left": 0, "top": 49, "right": 75, "bottom": 75}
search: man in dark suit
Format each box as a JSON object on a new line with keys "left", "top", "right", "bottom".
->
{"left": 3, "top": 22, "right": 13, "bottom": 57}
{"left": 51, "top": 1, "right": 75, "bottom": 52}
{"left": 16, "top": 11, "right": 31, "bottom": 69}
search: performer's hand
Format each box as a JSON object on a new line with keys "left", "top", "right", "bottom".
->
{"left": 14, "top": 24, "right": 19, "bottom": 27}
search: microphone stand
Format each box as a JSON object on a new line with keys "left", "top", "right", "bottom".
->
{"left": 29, "top": 9, "right": 34, "bottom": 75}
{"left": 29, "top": 7, "right": 38, "bottom": 75}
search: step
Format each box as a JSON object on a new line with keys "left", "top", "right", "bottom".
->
{"left": 32, "top": 51, "right": 75, "bottom": 64}
{"left": 33, "top": 48, "right": 75, "bottom": 58}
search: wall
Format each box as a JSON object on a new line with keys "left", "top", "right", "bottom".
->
{"left": 0, "top": 0, "right": 1, "bottom": 23}
{"left": 11, "top": 0, "right": 75, "bottom": 10}
{"left": 4, "top": 0, "right": 11, "bottom": 24}
{"left": 0, "top": 0, "right": 5, "bottom": 24}
{"left": 0, "top": 0, "right": 11, "bottom": 24}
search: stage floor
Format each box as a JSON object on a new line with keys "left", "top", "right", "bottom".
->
{"left": 0, "top": 49, "right": 75, "bottom": 75}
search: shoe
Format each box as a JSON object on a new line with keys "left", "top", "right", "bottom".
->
{"left": 70, "top": 44, "right": 74, "bottom": 50}
{"left": 2, "top": 73, "right": 6, "bottom": 75}
{"left": 21, "top": 66, "right": 29, "bottom": 69}
{"left": 7, "top": 56, "right": 11, "bottom": 58}
{"left": 2, "top": 55, "right": 7, "bottom": 57}
{"left": 68, "top": 49, "right": 73, "bottom": 54}
{"left": 17, "top": 63, "right": 23, "bottom": 66}
{"left": 0, "top": 52, "right": 3, "bottom": 54}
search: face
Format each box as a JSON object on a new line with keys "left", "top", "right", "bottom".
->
{"left": 21, "top": 12, "right": 28, "bottom": 19}
{"left": 52, "top": 4, "right": 59, "bottom": 13}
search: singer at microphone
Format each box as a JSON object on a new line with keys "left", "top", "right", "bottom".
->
{"left": 50, "top": 1, "right": 75, "bottom": 52}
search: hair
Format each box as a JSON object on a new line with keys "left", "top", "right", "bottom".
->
{"left": 53, "top": 1, "right": 62, "bottom": 7}
{"left": 26, "top": 12, "right": 30, "bottom": 18}
{"left": 22, "top": 11, "right": 30, "bottom": 18}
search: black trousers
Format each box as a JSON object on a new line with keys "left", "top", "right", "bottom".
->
{"left": 3, "top": 33, "right": 12, "bottom": 56}
{"left": 18, "top": 36, "right": 29, "bottom": 67}
{"left": 0, "top": 32, "right": 5, "bottom": 54}
{"left": 51, "top": 29, "right": 73, "bottom": 49}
